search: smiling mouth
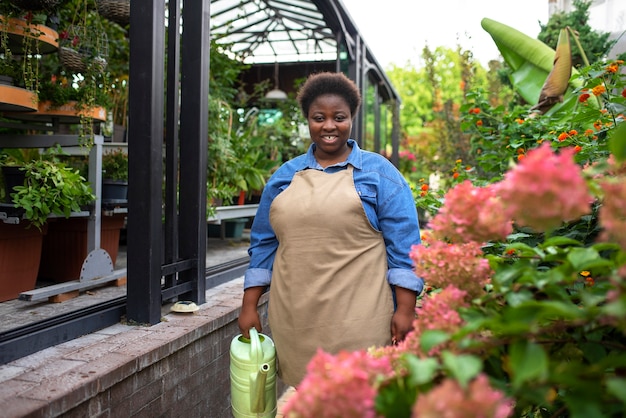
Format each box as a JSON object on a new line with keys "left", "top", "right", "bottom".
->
{"left": 321, "top": 135, "right": 338, "bottom": 142}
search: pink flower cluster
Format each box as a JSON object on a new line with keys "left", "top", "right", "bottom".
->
{"left": 412, "top": 374, "right": 514, "bottom": 418}
{"left": 496, "top": 143, "right": 593, "bottom": 232}
{"left": 410, "top": 241, "right": 493, "bottom": 300}
{"left": 428, "top": 181, "right": 512, "bottom": 243}
{"left": 598, "top": 179, "right": 626, "bottom": 250}
{"left": 282, "top": 349, "right": 392, "bottom": 418}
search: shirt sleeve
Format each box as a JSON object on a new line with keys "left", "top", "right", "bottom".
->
{"left": 378, "top": 172, "right": 424, "bottom": 294}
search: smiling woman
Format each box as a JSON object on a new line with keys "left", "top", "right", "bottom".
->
{"left": 238, "top": 71, "right": 424, "bottom": 388}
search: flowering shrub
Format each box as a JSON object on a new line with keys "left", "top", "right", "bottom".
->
{"left": 282, "top": 59, "right": 626, "bottom": 418}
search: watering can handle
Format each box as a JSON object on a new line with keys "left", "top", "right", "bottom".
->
{"left": 249, "top": 327, "right": 262, "bottom": 365}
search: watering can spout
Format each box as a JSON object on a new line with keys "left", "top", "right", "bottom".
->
{"left": 250, "top": 363, "right": 270, "bottom": 413}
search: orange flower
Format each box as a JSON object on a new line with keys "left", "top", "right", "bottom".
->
{"left": 579, "top": 93, "right": 590, "bottom": 103}
{"left": 569, "top": 130, "right": 578, "bottom": 136}
{"left": 419, "top": 191, "right": 427, "bottom": 197}
{"left": 585, "top": 277, "right": 595, "bottom": 287}
{"left": 476, "top": 120, "right": 483, "bottom": 126}
{"left": 505, "top": 249, "right": 516, "bottom": 256}
{"left": 584, "top": 129, "right": 594, "bottom": 136}
{"left": 453, "top": 172, "right": 459, "bottom": 179}
{"left": 515, "top": 118, "right": 524, "bottom": 124}
{"left": 469, "top": 107, "right": 481, "bottom": 114}
{"left": 421, "top": 184, "right": 429, "bottom": 191}
{"left": 558, "top": 132, "right": 569, "bottom": 141}
{"left": 517, "top": 154, "right": 525, "bottom": 161}
{"left": 594, "top": 121, "right": 602, "bottom": 130}
{"left": 574, "top": 145, "right": 582, "bottom": 153}
{"left": 606, "top": 63, "right": 619, "bottom": 73}
{"left": 622, "top": 88, "right": 626, "bottom": 98}
{"left": 592, "top": 85, "right": 606, "bottom": 96}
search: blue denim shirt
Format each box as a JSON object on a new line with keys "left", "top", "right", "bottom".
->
{"left": 244, "top": 139, "right": 424, "bottom": 294}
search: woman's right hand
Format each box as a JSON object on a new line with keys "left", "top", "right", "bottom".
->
{"left": 238, "top": 286, "right": 265, "bottom": 338}
{"left": 237, "top": 306, "right": 261, "bottom": 338}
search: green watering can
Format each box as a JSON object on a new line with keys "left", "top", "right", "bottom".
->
{"left": 230, "top": 328, "right": 277, "bottom": 418}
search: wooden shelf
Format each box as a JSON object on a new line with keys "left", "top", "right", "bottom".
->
{"left": 0, "top": 16, "right": 58, "bottom": 55}
{"left": 0, "top": 85, "right": 38, "bottom": 112}
{"left": 3, "top": 101, "right": 107, "bottom": 123}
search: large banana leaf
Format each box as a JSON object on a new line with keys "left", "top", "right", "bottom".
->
{"left": 481, "top": 18, "right": 581, "bottom": 110}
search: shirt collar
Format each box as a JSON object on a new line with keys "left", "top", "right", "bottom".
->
{"left": 303, "top": 139, "right": 363, "bottom": 170}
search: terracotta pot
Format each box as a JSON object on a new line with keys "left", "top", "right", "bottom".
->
{"left": 0, "top": 222, "right": 46, "bottom": 302}
{"left": 38, "top": 214, "right": 125, "bottom": 282}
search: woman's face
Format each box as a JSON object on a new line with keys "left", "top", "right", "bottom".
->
{"left": 307, "top": 93, "right": 353, "bottom": 166}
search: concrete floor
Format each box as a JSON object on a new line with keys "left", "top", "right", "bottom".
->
{"left": 0, "top": 235, "right": 251, "bottom": 334}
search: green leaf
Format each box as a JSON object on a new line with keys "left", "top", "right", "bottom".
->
{"left": 608, "top": 121, "right": 626, "bottom": 162}
{"left": 405, "top": 355, "right": 439, "bottom": 386}
{"left": 441, "top": 352, "right": 482, "bottom": 388}
{"left": 606, "top": 378, "right": 626, "bottom": 403}
{"left": 481, "top": 18, "right": 581, "bottom": 108}
{"left": 419, "top": 330, "right": 450, "bottom": 353}
{"left": 567, "top": 247, "right": 614, "bottom": 271}
{"left": 509, "top": 341, "right": 548, "bottom": 389}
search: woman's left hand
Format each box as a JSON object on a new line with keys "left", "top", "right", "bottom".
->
{"left": 391, "top": 286, "right": 418, "bottom": 344}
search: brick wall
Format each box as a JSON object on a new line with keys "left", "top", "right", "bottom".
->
{"left": 0, "top": 278, "right": 287, "bottom": 417}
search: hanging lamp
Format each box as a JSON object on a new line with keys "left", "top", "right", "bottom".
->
{"left": 265, "top": 61, "right": 287, "bottom": 100}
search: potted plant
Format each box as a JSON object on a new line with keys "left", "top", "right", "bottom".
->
{"left": 36, "top": 147, "right": 126, "bottom": 283}
{"left": 9, "top": 146, "right": 95, "bottom": 230}
{"left": 0, "top": 146, "right": 94, "bottom": 298}
{"left": 101, "top": 146, "right": 127, "bottom": 202}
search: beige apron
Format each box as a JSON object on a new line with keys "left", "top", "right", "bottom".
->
{"left": 268, "top": 165, "right": 393, "bottom": 387}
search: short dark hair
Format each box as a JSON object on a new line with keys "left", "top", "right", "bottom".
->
{"left": 296, "top": 72, "right": 361, "bottom": 118}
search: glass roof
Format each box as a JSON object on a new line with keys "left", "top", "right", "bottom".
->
{"left": 210, "top": 0, "right": 338, "bottom": 63}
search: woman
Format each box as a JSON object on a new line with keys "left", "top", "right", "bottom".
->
{"left": 238, "top": 72, "right": 423, "bottom": 387}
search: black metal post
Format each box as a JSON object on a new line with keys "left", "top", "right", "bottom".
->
{"left": 127, "top": 0, "right": 166, "bottom": 325}
{"left": 178, "top": 0, "right": 210, "bottom": 303}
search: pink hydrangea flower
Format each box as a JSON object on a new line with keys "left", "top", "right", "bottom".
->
{"left": 282, "top": 349, "right": 392, "bottom": 418}
{"left": 410, "top": 241, "right": 493, "bottom": 300}
{"left": 412, "top": 374, "right": 514, "bottom": 418}
{"left": 495, "top": 143, "right": 593, "bottom": 232}
{"left": 598, "top": 179, "right": 626, "bottom": 250}
{"left": 429, "top": 181, "right": 513, "bottom": 244}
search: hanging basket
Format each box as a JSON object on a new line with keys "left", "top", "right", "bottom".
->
{"left": 58, "top": 25, "right": 108, "bottom": 73}
{"left": 96, "top": 0, "right": 130, "bottom": 26}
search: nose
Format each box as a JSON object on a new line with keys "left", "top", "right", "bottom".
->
{"left": 322, "top": 118, "right": 336, "bottom": 131}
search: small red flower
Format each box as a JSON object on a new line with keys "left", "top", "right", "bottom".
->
{"left": 453, "top": 172, "right": 459, "bottom": 179}
{"left": 476, "top": 120, "right": 483, "bottom": 126}
{"left": 574, "top": 145, "right": 582, "bottom": 153}
{"left": 421, "top": 184, "right": 429, "bottom": 192}
{"left": 579, "top": 93, "right": 590, "bottom": 103}
{"left": 558, "top": 132, "right": 569, "bottom": 141}
{"left": 622, "top": 88, "right": 626, "bottom": 98}
{"left": 592, "top": 85, "right": 606, "bottom": 96}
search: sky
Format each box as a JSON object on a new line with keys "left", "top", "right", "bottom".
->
{"left": 339, "top": 0, "right": 550, "bottom": 68}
